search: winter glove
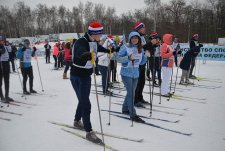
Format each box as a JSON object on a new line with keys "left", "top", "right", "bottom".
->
{"left": 81, "top": 52, "right": 92, "bottom": 60}
{"left": 128, "top": 53, "right": 135, "bottom": 61}
{"left": 177, "top": 50, "right": 182, "bottom": 55}
{"left": 173, "top": 50, "right": 177, "bottom": 55}
{"left": 144, "top": 50, "right": 150, "bottom": 57}
{"left": 199, "top": 44, "right": 203, "bottom": 48}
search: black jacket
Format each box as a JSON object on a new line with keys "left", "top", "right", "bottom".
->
{"left": 0, "top": 44, "right": 6, "bottom": 56}
{"left": 189, "top": 38, "right": 202, "bottom": 58}
{"left": 143, "top": 42, "right": 161, "bottom": 69}
{"left": 180, "top": 46, "right": 201, "bottom": 70}
{"left": 44, "top": 44, "right": 51, "bottom": 54}
{"left": 70, "top": 33, "right": 108, "bottom": 77}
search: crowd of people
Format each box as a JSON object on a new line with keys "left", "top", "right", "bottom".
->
{"left": 0, "top": 20, "right": 203, "bottom": 144}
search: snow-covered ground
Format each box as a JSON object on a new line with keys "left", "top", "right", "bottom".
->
{"left": 0, "top": 57, "right": 225, "bottom": 151}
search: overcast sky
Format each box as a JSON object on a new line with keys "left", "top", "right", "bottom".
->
{"left": 1, "top": 0, "right": 206, "bottom": 15}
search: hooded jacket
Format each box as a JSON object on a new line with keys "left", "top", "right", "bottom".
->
{"left": 117, "top": 32, "right": 145, "bottom": 79}
{"left": 53, "top": 44, "right": 59, "bottom": 56}
{"left": 161, "top": 34, "right": 174, "bottom": 68}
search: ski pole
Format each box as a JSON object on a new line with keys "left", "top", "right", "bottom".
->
{"left": 35, "top": 57, "right": 44, "bottom": 92}
{"left": 193, "top": 58, "right": 197, "bottom": 84}
{"left": 159, "top": 57, "right": 162, "bottom": 104}
{"left": 14, "top": 60, "right": 27, "bottom": 99}
{"left": 167, "top": 66, "right": 174, "bottom": 101}
{"left": 197, "top": 57, "right": 201, "bottom": 80}
{"left": 91, "top": 51, "right": 105, "bottom": 150}
{"left": 107, "top": 49, "right": 112, "bottom": 126}
{"left": 150, "top": 55, "right": 156, "bottom": 116}
{"left": 131, "top": 60, "right": 134, "bottom": 127}
{"left": 173, "top": 66, "right": 179, "bottom": 94}
{"left": 147, "top": 58, "right": 152, "bottom": 114}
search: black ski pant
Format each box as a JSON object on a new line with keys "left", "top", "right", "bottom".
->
{"left": 134, "top": 64, "right": 146, "bottom": 104}
{"left": 58, "top": 54, "right": 64, "bottom": 68}
{"left": 70, "top": 75, "right": 92, "bottom": 132}
{"left": 0, "top": 61, "right": 10, "bottom": 98}
{"left": 53, "top": 55, "right": 58, "bottom": 68}
{"left": 21, "top": 66, "right": 34, "bottom": 92}
{"left": 9, "top": 59, "right": 15, "bottom": 72}
{"left": 46, "top": 52, "right": 50, "bottom": 63}
{"left": 189, "top": 57, "right": 196, "bottom": 76}
{"left": 110, "top": 60, "right": 117, "bottom": 82}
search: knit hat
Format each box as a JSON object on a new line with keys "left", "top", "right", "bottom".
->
{"left": 151, "top": 32, "right": 158, "bottom": 36}
{"left": 107, "top": 34, "right": 113, "bottom": 39}
{"left": 134, "top": 22, "right": 145, "bottom": 31}
{"left": 88, "top": 22, "right": 103, "bottom": 35}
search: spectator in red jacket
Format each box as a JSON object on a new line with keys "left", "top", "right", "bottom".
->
{"left": 63, "top": 42, "right": 72, "bottom": 79}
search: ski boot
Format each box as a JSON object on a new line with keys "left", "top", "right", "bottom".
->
{"left": 73, "top": 120, "right": 84, "bottom": 130}
{"left": 86, "top": 131, "right": 102, "bottom": 144}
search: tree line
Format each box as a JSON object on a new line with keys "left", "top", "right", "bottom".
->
{"left": 0, "top": 0, "right": 224, "bottom": 43}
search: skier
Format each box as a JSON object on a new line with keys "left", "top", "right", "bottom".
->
{"left": 44, "top": 41, "right": 51, "bottom": 64}
{"left": 145, "top": 33, "right": 162, "bottom": 86}
{"left": 180, "top": 37, "right": 203, "bottom": 84}
{"left": 58, "top": 42, "right": 64, "bottom": 68}
{"left": 5, "top": 41, "right": 16, "bottom": 72}
{"left": 98, "top": 35, "right": 114, "bottom": 95}
{"left": 132, "top": 22, "right": 149, "bottom": 108}
{"left": 0, "top": 35, "right": 14, "bottom": 102}
{"left": 117, "top": 31, "right": 146, "bottom": 123}
{"left": 63, "top": 42, "right": 72, "bottom": 79}
{"left": 53, "top": 42, "right": 59, "bottom": 69}
{"left": 189, "top": 34, "right": 203, "bottom": 79}
{"left": 172, "top": 37, "right": 182, "bottom": 67}
{"left": 17, "top": 39, "right": 37, "bottom": 94}
{"left": 160, "top": 34, "right": 176, "bottom": 97}
{"left": 70, "top": 22, "right": 109, "bottom": 144}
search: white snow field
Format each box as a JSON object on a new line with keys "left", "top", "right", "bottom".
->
{"left": 0, "top": 56, "right": 225, "bottom": 151}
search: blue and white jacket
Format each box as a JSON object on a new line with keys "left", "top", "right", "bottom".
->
{"left": 17, "top": 47, "right": 35, "bottom": 68}
{"left": 117, "top": 32, "right": 146, "bottom": 79}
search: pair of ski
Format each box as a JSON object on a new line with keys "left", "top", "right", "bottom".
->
{"left": 144, "top": 92, "right": 207, "bottom": 104}
{"left": 48, "top": 121, "right": 144, "bottom": 151}
{"left": 14, "top": 92, "right": 57, "bottom": 98}
{"left": 0, "top": 109, "right": 23, "bottom": 116}
{"left": 101, "top": 109, "right": 180, "bottom": 123}
{"left": 112, "top": 102, "right": 184, "bottom": 116}
{"left": 90, "top": 90, "right": 125, "bottom": 99}
{"left": 1, "top": 100, "right": 36, "bottom": 108}
{"left": 103, "top": 111, "right": 192, "bottom": 137}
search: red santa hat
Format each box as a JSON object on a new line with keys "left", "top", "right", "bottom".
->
{"left": 88, "top": 22, "right": 103, "bottom": 35}
{"left": 133, "top": 22, "right": 145, "bottom": 31}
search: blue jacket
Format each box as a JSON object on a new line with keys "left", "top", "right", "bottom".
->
{"left": 17, "top": 47, "right": 34, "bottom": 68}
{"left": 117, "top": 32, "right": 145, "bottom": 79}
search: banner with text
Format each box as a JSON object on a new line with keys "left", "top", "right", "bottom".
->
{"left": 180, "top": 45, "right": 225, "bottom": 61}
